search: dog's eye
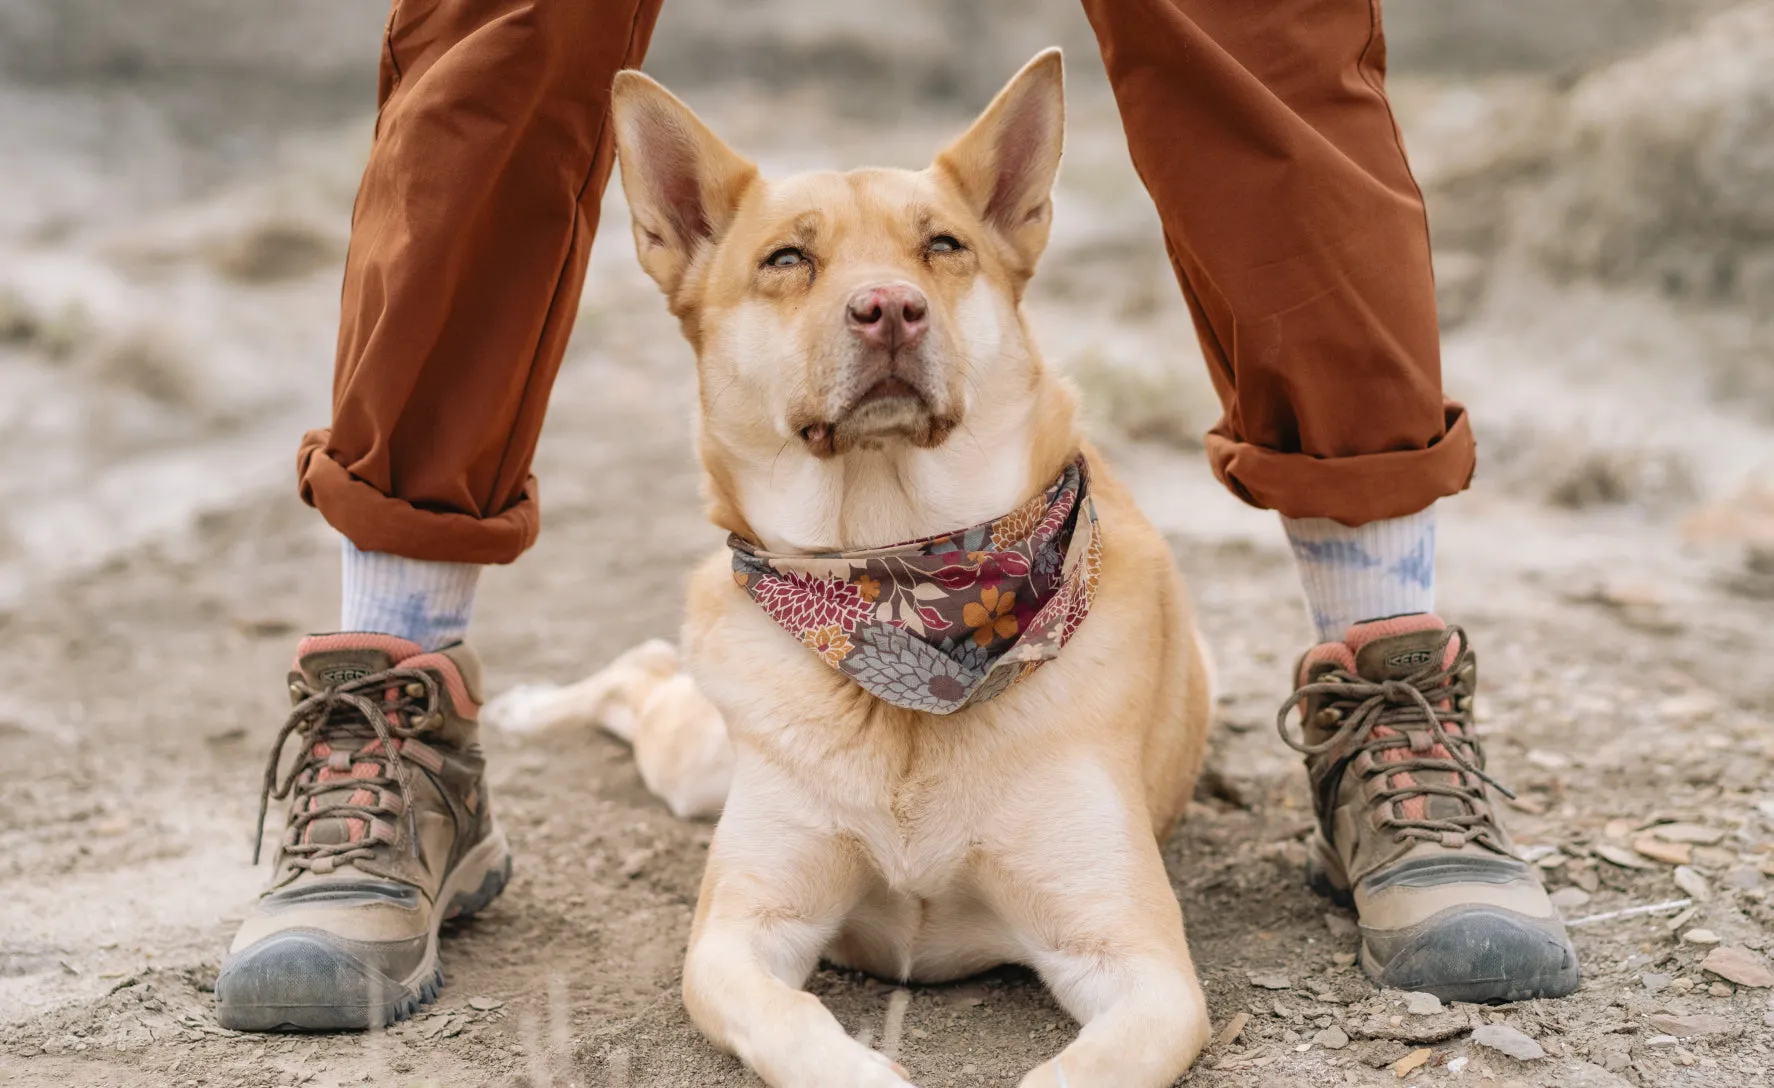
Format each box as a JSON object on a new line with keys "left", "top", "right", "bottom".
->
{"left": 928, "top": 235, "right": 964, "bottom": 254}
{"left": 765, "top": 247, "right": 806, "bottom": 268}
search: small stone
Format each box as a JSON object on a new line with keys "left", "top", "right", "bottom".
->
{"left": 1550, "top": 887, "right": 1591, "bottom": 911}
{"left": 1249, "top": 971, "right": 1293, "bottom": 990}
{"left": 1645, "top": 1034, "right": 1680, "bottom": 1046}
{"left": 1446, "top": 1055, "right": 1469, "bottom": 1075}
{"left": 1649, "top": 822, "right": 1725, "bottom": 845}
{"left": 467, "top": 996, "right": 505, "bottom": 1011}
{"left": 1393, "top": 1048, "right": 1432, "bottom": 1077}
{"left": 1709, "top": 982, "right": 1735, "bottom": 997}
{"left": 1314, "top": 1025, "right": 1350, "bottom": 1050}
{"left": 1403, "top": 992, "right": 1442, "bottom": 1016}
{"left": 1333, "top": 951, "right": 1358, "bottom": 967}
{"left": 1646, "top": 1013, "right": 1732, "bottom": 1038}
{"left": 1681, "top": 928, "right": 1721, "bottom": 946}
{"left": 1632, "top": 837, "right": 1692, "bottom": 866}
{"left": 1665, "top": 905, "right": 1700, "bottom": 933}
{"left": 1726, "top": 866, "right": 1764, "bottom": 890}
{"left": 1603, "top": 818, "right": 1636, "bottom": 841}
{"left": 1692, "top": 846, "right": 1736, "bottom": 870}
{"left": 1642, "top": 972, "right": 1673, "bottom": 994}
{"left": 1670, "top": 977, "right": 1696, "bottom": 993}
{"left": 1214, "top": 1012, "right": 1251, "bottom": 1048}
{"left": 1471, "top": 1023, "right": 1547, "bottom": 1061}
{"left": 1595, "top": 844, "right": 1651, "bottom": 869}
{"left": 1700, "top": 946, "right": 1774, "bottom": 988}
{"left": 1673, "top": 866, "right": 1711, "bottom": 901}
{"left": 1325, "top": 913, "right": 1359, "bottom": 939}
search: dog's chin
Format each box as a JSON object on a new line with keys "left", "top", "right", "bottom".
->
{"left": 801, "top": 394, "right": 957, "bottom": 458}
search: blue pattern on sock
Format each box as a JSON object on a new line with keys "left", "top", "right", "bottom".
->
{"left": 1386, "top": 525, "right": 1437, "bottom": 591}
{"left": 1290, "top": 539, "right": 1381, "bottom": 568}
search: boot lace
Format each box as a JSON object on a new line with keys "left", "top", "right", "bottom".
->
{"left": 1276, "top": 626, "right": 1515, "bottom": 852}
{"left": 252, "top": 667, "right": 444, "bottom": 875}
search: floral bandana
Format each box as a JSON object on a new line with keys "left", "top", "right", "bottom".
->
{"left": 729, "top": 456, "right": 1101, "bottom": 714}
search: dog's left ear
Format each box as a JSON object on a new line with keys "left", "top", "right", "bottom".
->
{"left": 934, "top": 49, "right": 1065, "bottom": 280}
{"left": 611, "top": 71, "right": 759, "bottom": 300}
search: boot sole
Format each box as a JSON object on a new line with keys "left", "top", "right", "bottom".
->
{"left": 216, "top": 824, "right": 513, "bottom": 1032}
{"left": 1305, "top": 835, "right": 1580, "bottom": 1004}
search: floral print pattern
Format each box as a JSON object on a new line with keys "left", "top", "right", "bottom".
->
{"left": 730, "top": 457, "right": 1100, "bottom": 714}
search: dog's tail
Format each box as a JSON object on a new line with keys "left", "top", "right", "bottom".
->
{"left": 482, "top": 640, "right": 733, "bottom": 819}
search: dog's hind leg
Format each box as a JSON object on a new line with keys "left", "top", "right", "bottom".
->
{"left": 484, "top": 639, "right": 734, "bottom": 819}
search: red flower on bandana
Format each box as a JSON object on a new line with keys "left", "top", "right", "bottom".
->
{"left": 750, "top": 571, "right": 873, "bottom": 633}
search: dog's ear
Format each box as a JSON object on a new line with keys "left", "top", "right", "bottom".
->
{"left": 611, "top": 71, "right": 759, "bottom": 298}
{"left": 934, "top": 49, "right": 1065, "bottom": 279}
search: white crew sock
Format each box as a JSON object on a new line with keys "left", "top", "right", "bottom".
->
{"left": 339, "top": 538, "right": 481, "bottom": 651}
{"left": 1282, "top": 508, "right": 1437, "bottom": 644}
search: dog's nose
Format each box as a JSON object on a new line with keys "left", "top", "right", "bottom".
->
{"left": 846, "top": 284, "right": 928, "bottom": 352}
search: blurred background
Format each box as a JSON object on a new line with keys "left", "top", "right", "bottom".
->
{"left": 0, "top": 0, "right": 1769, "bottom": 604}
{"left": 5, "top": 6, "right": 1774, "bottom": 1084}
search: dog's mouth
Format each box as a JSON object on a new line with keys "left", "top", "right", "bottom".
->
{"left": 799, "top": 377, "right": 954, "bottom": 457}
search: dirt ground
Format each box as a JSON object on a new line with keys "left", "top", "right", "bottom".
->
{"left": 5, "top": 10, "right": 1774, "bottom": 1087}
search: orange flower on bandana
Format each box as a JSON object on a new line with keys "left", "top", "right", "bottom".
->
{"left": 801, "top": 625, "right": 854, "bottom": 665}
{"left": 963, "top": 586, "right": 1018, "bottom": 647}
{"left": 854, "top": 575, "right": 881, "bottom": 602}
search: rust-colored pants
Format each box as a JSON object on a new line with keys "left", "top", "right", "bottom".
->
{"left": 298, "top": 0, "right": 1476, "bottom": 564}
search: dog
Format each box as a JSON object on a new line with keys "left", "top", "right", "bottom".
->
{"left": 501, "top": 50, "right": 1215, "bottom": 1087}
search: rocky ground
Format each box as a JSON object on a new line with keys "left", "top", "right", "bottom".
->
{"left": 4, "top": 3, "right": 1774, "bottom": 1087}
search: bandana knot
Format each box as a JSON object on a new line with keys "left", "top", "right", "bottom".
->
{"left": 729, "top": 456, "right": 1101, "bottom": 714}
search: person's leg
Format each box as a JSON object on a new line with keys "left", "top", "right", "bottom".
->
{"left": 218, "top": 0, "right": 664, "bottom": 1032}
{"left": 1082, "top": 0, "right": 1578, "bottom": 1001}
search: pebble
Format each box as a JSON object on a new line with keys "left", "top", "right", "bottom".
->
{"left": 1649, "top": 822, "right": 1725, "bottom": 845}
{"left": 1632, "top": 836, "right": 1692, "bottom": 866}
{"left": 1641, "top": 972, "right": 1673, "bottom": 993}
{"left": 1313, "top": 1025, "right": 1350, "bottom": 1050}
{"left": 1550, "top": 887, "right": 1591, "bottom": 911}
{"left": 1403, "top": 992, "right": 1442, "bottom": 1016}
{"left": 1324, "top": 913, "right": 1359, "bottom": 939}
{"left": 1646, "top": 1013, "right": 1732, "bottom": 1038}
{"left": 1680, "top": 928, "right": 1721, "bottom": 945}
{"left": 467, "top": 996, "right": 504, "bottom": 1011}
{"left": 1446, "top": 1056, "right": 1469, "bottom": 1075}
{"left": 1699, "top": 945, "right": 1774, "bottom": 988}
{"left": 1673, "top": 866, "right": 1711, "bottom": 901}
{"left": 1249, "top": 971, "right": 1292, "bottom": 990}
{"left": 1214, "top": 1012, "right": 1251, "bottom": 1047}
{"left": 1471, "top": 1023, "right": 1547, "bottom": 1061}
{"left": 1709, "top": 982, "right": 1735, "bottom": 997}
{"left": 1392, "top": 1048, "right": 1432, "bottom": 1076}
{"left": 1595, "top": 844, "right": 1651, "bottom": 869}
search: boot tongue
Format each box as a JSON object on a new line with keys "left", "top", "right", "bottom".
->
{"left": 1347, "top": 615, "right": 1448, "bottom": 681}
{"left": 295, "top": 632, "right": 423, "bottom": 689}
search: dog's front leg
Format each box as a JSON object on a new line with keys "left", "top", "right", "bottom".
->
{"left": 984, "top": 778, "right": 1211, "bottom": 1086}
{"left": 684, "top": 822, "right": 913, "bottom": 1088}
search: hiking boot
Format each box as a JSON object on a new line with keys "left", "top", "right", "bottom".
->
{"left": 1278, "top": 614, "right": 1579, "bottom": 1003}
{"left": 216, "top": 635, "right": 513, "bottom": 1031}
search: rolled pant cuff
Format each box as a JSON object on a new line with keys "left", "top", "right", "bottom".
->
{"left": 297, "top": 429, "right": 538, "bottom": 565}
{"left": 1205, "top": 403, "right": 1475, "bottom": 527}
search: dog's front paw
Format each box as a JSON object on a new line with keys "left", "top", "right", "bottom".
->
{"left": 850, "top": 1046, "right": 918, "bottom": 1088}
{"left": 481, "top": 683, "right": 566, "bottom": 734}
{"left": 1015, "top": 1058, "right": 1070, "bottom": 1088}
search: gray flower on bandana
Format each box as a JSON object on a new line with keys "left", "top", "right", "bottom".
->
{"left": 849, "top": 626, "right": 985, "bottom": 713}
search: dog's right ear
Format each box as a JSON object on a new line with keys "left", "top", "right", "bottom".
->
{"left": 611, "top": 72, "right": 758, "bottom": 298}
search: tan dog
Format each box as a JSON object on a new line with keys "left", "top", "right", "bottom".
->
{"left": 500, "top": 51, "right": 1214, "bottom": 1087}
